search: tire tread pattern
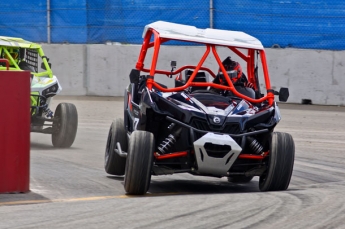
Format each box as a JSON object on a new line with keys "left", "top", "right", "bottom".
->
{"left": 52, "top": 103, "right": 78, "bottom": 148}
{"left": 124, "top": 131, "right": 154, "bottom": 195}
{"left": 259, "top": 132, "right": 295, "bottom": 191}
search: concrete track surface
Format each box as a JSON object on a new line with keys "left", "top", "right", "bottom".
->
{"left": 1, "top": 96, "right": 345, "bottom": 229}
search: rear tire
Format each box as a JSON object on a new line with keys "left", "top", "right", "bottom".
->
{"left": 124, "top": 131, "right": 154, "bottom": 195}
{"left": 104, "top": 118, "right": 127, "bottom": 175}
{"left": 259, "top": 132, "right": 295, "bottom": 191}
{"left": 228, "top": 176, "right": 253, "bottom": 183}
{"left": 52, "top": 103, "right": 78, "bottom": 148}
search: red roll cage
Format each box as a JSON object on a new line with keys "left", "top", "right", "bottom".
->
{"left": 135, "top": 23, "right": 275, "bottom": 106}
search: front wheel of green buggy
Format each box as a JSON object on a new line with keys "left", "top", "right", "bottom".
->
{"left": 52, "top": 103, "right": 78, "bottom": 148}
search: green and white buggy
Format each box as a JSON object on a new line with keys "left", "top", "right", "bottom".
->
{"left": 0, "top": 36, "right": 78, "bottom": 148}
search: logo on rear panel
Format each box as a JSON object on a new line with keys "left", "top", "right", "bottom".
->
{"left": 213, "top": 116, "right": 221, "bottom": 124}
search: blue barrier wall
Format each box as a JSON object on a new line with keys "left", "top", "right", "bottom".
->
{"left": 0, "top": 0, "right": 344, "bottom": 49}
{"left": 0, "top": 0, "right": 47, "bottom": 42}
{"left": 214, "top": 0, "right": 345, "bottom": 49}
{"left": 86, "top": 0, "right": 209, "bottom": 44}
{"left": 51, "top": 0, "right": 87, "bottom": 43}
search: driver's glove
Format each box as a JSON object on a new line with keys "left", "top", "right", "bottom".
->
{"left": 244, "top": 81, "right": 254, "bottom": 89}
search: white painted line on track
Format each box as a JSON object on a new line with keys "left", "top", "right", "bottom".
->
{"left": 0, "top": 195, "right": 129, "bottom": 206}
{"left": 0, "top": 192, "right": 186, "bottom": 206}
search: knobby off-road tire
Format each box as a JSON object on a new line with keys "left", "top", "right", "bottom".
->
{"left": 104, "top": 118, "right": 127, "bottom": 175}
{"left": 259, "top": 132, "right": 295, "bottom": 191}
{"left": 228, "top": 176, "right": 254, "bottom": 183}
{"left": 52, "top": 103, "right": 78, "bottom": 148}
{"left": 124, "top": 131, "right": 154, "bottom": 195}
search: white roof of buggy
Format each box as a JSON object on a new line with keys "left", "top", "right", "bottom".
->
{"left": 143, "top": 21, "right": 264, "bottom": 50}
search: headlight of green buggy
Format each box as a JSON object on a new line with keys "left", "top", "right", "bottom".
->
{"left": 42, "top": 83, "right": 59, "bottom": 97}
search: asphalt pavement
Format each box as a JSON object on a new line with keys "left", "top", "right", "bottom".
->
{"left": 1, "top": 96, "right": 345, "bottom": 229}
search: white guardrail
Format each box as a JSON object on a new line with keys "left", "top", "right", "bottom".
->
{"left": 42, "top": 44, "right": 345, "bottom": 106}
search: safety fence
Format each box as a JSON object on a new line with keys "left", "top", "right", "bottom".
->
{"left": 0, "top": 0, "right": 344, "bottom": 49}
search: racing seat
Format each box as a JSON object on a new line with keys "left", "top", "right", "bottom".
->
{"left": 212, "top": 71, "right": 257, "bottom": 99}
{"left": 234, "top": 86, "right": 256, "bottom": 99}
{"left": 175, "top": 70, "right": 208, "bottom": 92}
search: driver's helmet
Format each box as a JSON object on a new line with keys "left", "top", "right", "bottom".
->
{"left": 220, "top": 56, "right": 242, "bottom": 83}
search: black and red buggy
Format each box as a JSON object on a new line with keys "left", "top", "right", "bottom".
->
{"left": 104, "top": 21, "right": 294, "bottom": 195}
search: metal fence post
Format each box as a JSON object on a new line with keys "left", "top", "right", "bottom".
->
{"left": 210, "top": 0, "right": 214, "bottom": 28}
{"left": 47, "top": 0, "right": 51, "bottom": 43}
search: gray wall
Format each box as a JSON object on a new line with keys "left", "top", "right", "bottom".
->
{"left": 42, "top": 44, "right": 345, "bottom": 106}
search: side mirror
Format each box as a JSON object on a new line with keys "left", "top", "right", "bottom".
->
{"left": 278, "top": 87, "right": 289, "bottom": 102}
{"left": 129, "top": 69, "right": 140, "bottom": 84}
{"left": 41, "top": 62, "right": 52, "bottom": 70}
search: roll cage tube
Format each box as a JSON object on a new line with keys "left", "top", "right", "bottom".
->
{"left": 135, "top": 29, "right": 152, "bottom": 70}
{"left": 36, "top": 47, "right": 53, "bottom": 78}
{"left": 135, "top": 28, "right": 275, "bottom": 105}
{"left": 146, "top": 65, "right": 217, "bottom": 79}
{"left": 2, "top": 48, "right": 20, "bottom": 69}
{"left": 247, "top": 49, "right": 255, "bottom": 88}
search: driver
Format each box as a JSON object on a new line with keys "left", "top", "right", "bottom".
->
{"left": 210, "top": 56, "right": 255, "bottom": 98}
{"left": 214, "top": 56, "right": 253, "bottom": 88}
{"left": 3, "top": 48, "right": 33, "bottom": 71}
